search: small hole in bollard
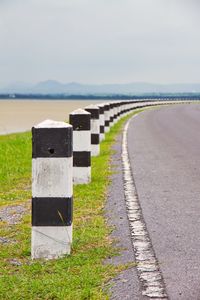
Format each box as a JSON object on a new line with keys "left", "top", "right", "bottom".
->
{"left": 48, "top": 148, "right": 55, "bottom": 154}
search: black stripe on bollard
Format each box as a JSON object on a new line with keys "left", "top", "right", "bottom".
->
{"left": 86, "top": 108, "right": 99, "bottom": 119}
{"left": 91, "top": 134, "right": 100, "bottom": 144}
{"left": 105, "top": 120, "right": 110, "bottom": 126}
{"left": 100, "top": 126, "right": 104, "bottom": 133}
{"left": 98, "top": 105, "right": 104, "bottom": 114}
{"left": 32, "top": 127, "right": 73, "bottom": 158}
{"left": 73, "top": 151, "right": 91, "bottom": 167}
{"left": 69, "top": 114, "right": 90, "bottom": 131}
{"left": 32, "top": 197, "right": 73, "bottom": 226}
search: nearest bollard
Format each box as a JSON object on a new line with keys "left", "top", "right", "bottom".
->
{"left": 31, "top": 119, "right": 73, "bottom": 259}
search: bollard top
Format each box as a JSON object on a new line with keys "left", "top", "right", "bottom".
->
{"left": 32, "top": 119, "right": 73, "bottom": 158}
{"left": 34, "top": 119, "right": 72, "bottom": 129}
{"left": 103, "top": 103, "right": 110, "bottom": 110}
{"left": 96, "top": 103, "right": 105, "bottom": 114}
{"left": 85, "top": 104, "right": 100, "bottom": 110}
{"left": 69, "top": 109, "right": 91, "bottom": 130}
{"left": 70, "top": 108, "right": 91, "bottom": 115}
{"left": 85, "top": 105, "right": 100, "bottom": 119}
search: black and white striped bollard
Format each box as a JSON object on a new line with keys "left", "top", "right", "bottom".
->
{"left": 85, "top": 105, "right": 100, "bottom": 156}
{"left": 113, "top": 102, "right": 118, "bottom": 124}
{"left": 115, "top": 102, "right": 120, "bottom": 122}
{"left": 104, "top": 103, "right": 110, "bottom": 133}
{"left": 109, "top": 102, "right": 114, "bottom": 127}
{"left": 97, "top": 104, "right": 105, "bottom": 141}
{"left": 118, "top": 101, "right": 123, "bottom": 119}
{"left": 31, "top": 119, "right": 73, "bottom": 259}
{"left": 69, "top": 109, "right": 91, "bottom": 184}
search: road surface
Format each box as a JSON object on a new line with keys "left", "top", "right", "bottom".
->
{"left": 127, "top": 104, "right": 200, "bottom": 299}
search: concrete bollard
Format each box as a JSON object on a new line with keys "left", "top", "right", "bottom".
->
{"left": 69, "top": 109, "right": 91, "bottom": 184}
{"left": 109, "top": 103, "right": 114, "bottom": 127}
{"left": 113, "top": 102, "right": 118, "bottom": 124}
{"left": 125, "top": 101, "right": 131, "bottom": 115}
{"left": 97, "top": 104, "right": 105, "bottom": 142}
{"left": 118, "top": 101, "right": 123, "bottom": 119}
{"left": 120, "top": 101, "right": 125, "bottom": 117}
{"left": 104, "top": 103, "right": 110, "bottom": 133}
{"left": 31, "top": 119, "right": 73, "bottom": 259}
{"left": 116, "top": 102, "right": 121, "bottom": 122}
{"left": 85, "top": 105, "right": 100, "bottom": 156}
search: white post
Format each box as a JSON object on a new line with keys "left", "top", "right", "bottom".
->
{"left": 119, "top": 101, "right": 123, "bottom": 119}
{"left": 113, "top": 102, "right": 118, "bottom": 124}
{"left": 104, "top": 103, "right": 110, "bottom": 133}
{"left": 97, "top": 104, "right": 105, "bottom": 141}
{"left": 69, "top": 109, "right": 91, "bottom": 184}
{"left": 31, "top": 119, "right": 73, "bottom": 259}
{"left": 109, "top": 103, "right": 114, "bottom": 127}
{"left": 116, "top": 102, "right": 120, "bottom": 122}
{"left": 85, "top": 105, "right": 100, "bottom": 156}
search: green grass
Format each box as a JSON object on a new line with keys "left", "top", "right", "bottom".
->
{"left": 0, "top": 132, "right": 32, "bottom": 206}
{"left": 0, "top": 110, "right": 143, "bottom": 300}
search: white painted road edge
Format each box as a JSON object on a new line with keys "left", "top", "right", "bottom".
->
{"left": 122, "top": 112, "right": 168, "bottom": 299}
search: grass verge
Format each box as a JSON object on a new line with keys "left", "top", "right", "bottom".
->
{"left": 0, "top": 110, "right": 143, "bottom": 300}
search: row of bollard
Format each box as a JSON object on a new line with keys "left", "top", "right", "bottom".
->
{"left": 31, "top": 99, "right": 168, "bottom": 259}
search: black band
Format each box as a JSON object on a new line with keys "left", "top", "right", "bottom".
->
{"left": 32, "top": 127, "right": 73, "bottom": 158}
{"left": 100, "top": 126, "right": 104, "bottom": 133}
{"left": 91, "top": 134, "right": 99, "bottom": 144}
{"left": 73, "top": 151, "right": 91, "bottom": 167}
{"left": 69, "top": 114, "right": 90, "bottom": 131}
{"left": 32, "top": 197, "right": 73, "bottom": 226}
{"left": 98, "top": 106, "right": 104, "bottom": 114}
{"left": 104, "top": 106, "right": 109, "bottom": 111}
{"left": 105, "top": 120, "right": 110, "bottom": 126}
{"left": 85, "top": 108, "right": 99, "bottom": 119}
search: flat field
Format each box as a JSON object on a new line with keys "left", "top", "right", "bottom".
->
{"left": 0, "top": 100, "right": 103, "bottom": 135}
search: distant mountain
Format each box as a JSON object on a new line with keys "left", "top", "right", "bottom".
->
{"left": 1, "top": 81, "right": 34, "bottom": 93}
{"left": 1, "top": 80, "right": 200, "bottom": 95}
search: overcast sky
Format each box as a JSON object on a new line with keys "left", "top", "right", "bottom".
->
{"left": 0, "top": 0, "right": 200, "bottom": 85}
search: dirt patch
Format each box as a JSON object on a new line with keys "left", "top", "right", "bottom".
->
{"left": 0, "top": 203, "right": 30, "bottom": 225}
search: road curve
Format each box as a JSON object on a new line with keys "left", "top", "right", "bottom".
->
{"left": 128, "top": 104, "right": 200, "bottom": 299}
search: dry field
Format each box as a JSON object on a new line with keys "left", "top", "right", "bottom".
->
{"left": 0, "top": 99, "right": 103, "bottom": 135}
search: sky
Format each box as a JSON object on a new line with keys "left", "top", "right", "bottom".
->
{"left": 0, "top": 0, "right": 200, "bottom": 85}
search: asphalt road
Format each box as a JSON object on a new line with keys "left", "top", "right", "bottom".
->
{"left": 128, "top": 104, "right": 200, "bottom": 299}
